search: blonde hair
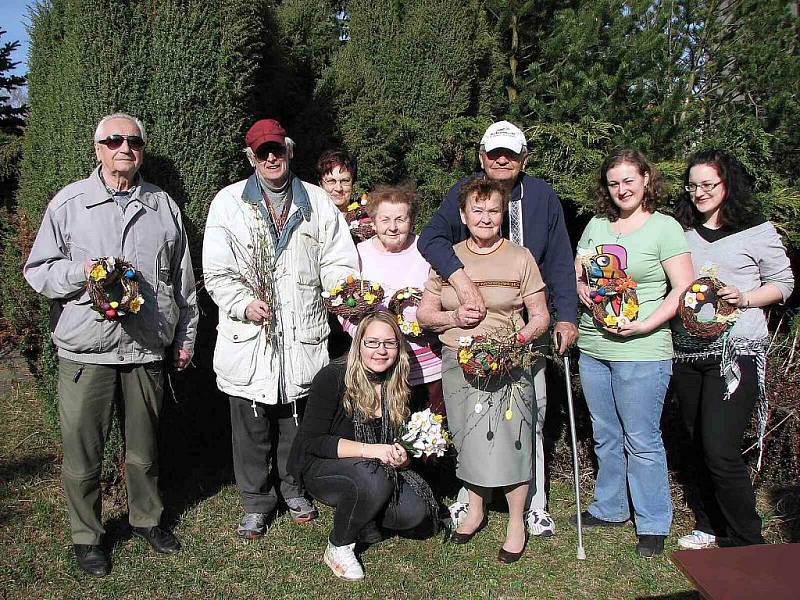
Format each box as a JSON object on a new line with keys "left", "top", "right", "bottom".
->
{"left": 343, "top": 311, "right": 410, "bottom": 427}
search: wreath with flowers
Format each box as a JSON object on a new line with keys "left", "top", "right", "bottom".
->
{"left": 678, "top": 276, "right": 738, "bottom": 337}
{"left": 86, "top": 257, "right": 144, "bottom": 321}
{"left": 322, "top": 275, "right": 385, "bottom": 319}
{"left": 344, "top": 193, "right": 376, "bottom": 243}
{"left": 590, "top": 275, "right": 640, "bottom": 328}
{"left": 457, "top": 332, "right": 535, "bottom": 378}
{"left": 388, "top": 287, "right": 423, "bottom": 337}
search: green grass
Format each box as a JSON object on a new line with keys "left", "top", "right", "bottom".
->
{"left": 0, "top": 356, "right": 789, "bottom": 600}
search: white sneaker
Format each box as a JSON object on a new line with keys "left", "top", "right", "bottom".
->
{"left": 678, "top": 530, "right": 716, "bottom": 550}
{"left": 324, "top": 541, "right": 364, "bottom": 581}
{"left": 448, "top": 501, "right": 469, "bottom": 528}
{"left": 526, "top": 508, "right": 556, "bottom": 536}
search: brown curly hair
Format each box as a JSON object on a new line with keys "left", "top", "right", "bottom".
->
{"left": 457, "top": 176, "right": 510, "bottom": 213}
{"left": 593, "top": 148, "right": 664, "bottom": 221}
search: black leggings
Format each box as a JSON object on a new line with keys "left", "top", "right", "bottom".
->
{"left": 303, "top": 457, "right": 428, "bottom": 546}
{"left": 673, "top": 355, "right": 765, "bottom": 546}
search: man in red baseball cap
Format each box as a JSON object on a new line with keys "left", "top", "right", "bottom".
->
{"left": 203, "top": 118, "right": 359, "bottom": 540}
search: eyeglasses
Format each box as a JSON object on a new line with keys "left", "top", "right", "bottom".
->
{"left": 685, "top": 181, "right": 723, "bottom": 193}
{"left": 97, "top": 134, "right": 146, "bottom": 150}
{"left": 362, "top": 339, "right": 400, "bottom": 350}
{"left": 322, "top": 176, "right": 353, "bottom": 187}
{"left": 255, "top": 143, "right": 287, "bottom": 161}
{"left": 485, "top": 148, "right": 523, "bottom": 162}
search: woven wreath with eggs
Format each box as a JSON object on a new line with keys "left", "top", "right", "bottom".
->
{"left": 678, "top": 276, "right": 738, "bottom": 338}
{"left": 456, "top": 334, "right": 528, "bottom": 378}
{"left": 344, "top": 193, "right": 376, "bottom": 243}
{"left": 589, "top": 275, "right": 640, "bottom": 328}
{"left": 321, "top": 275, "right": 385, "bottom": 319}
{"left": 86, "top": 257, "right": 144, "bottom": 321}
{"left": 388, "top": 287, "right": 423, "bottom": 337}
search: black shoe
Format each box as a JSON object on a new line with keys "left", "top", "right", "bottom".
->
{"left": 636, "top": 534, "right": 665, "bottom": 557}
{"left": 570, "top": 510, "right": 627, "bottom": 528}
{"left": 131, "top": 526, "right": 181, "bottom": 554}
{"left": 73, "top": 544, "right": 110, "bottom": 577}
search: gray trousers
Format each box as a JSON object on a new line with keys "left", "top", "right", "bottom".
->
{"left": 229, "top": 396, "right": 302, "bottom": 514}
{"left": 57, "top": 357, "right": 165, "bottom": 545}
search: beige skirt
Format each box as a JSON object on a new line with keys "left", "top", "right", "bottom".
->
{"left": 441, "top": 347, "right": 534, "bottom": 488}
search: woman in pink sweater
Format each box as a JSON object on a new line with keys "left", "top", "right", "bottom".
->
{"left": 343, "top": 185, "right": 444, "bottom": 414}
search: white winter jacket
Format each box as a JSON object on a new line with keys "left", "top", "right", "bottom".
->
{"left": 203, "top": 174, "right": 358, "bottom": 405}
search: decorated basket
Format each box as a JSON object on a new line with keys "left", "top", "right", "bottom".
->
{"left": 86, "top": 257, "right": 144, "bottom": 320}
{"left": 589, "top": 275, "right": 640, "bottom": 328}
{"left": 457, "top": 334, "right": 527, "bottom": 378}
{"left": 322, "top": 275, "right": 385, "bottom": 319}
{"left": 678, "top": 276, "right": 738, "bottom": 338}
{"left": 388, "top": 287, "right": 423, "bottom": 337}
{"left": 344, "top": 193, "right": 376, "bottom": 243}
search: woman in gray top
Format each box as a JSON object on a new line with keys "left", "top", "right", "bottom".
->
{"left": 672, "top": 149, "right": 794, "bottom": 549}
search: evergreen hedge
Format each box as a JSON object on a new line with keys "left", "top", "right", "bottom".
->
{"left": 4, "top": 0, "right": 799, "bottom": 486}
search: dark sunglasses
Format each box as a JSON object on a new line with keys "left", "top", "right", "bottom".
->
{"left": 255, "top": 143, "right": 287, "bottom": 161}
{"left": 97, "top": 134, "right": 146, "bottom": 150}
{"left": 485, "top": 148, "right": 523, "bottom": 161}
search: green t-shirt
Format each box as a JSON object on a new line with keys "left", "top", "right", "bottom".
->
{"left": 576, "top": 212, "right": 689, "bottom": 361}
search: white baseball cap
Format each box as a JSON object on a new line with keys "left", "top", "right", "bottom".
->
{"left": 480, "top": 120, "right": 527, "bottom": 154}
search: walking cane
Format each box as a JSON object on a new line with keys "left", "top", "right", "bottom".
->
{"left": 557, "top": 332, "right": 586, "bottom": 560}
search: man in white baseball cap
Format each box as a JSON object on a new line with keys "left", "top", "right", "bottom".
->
{"left": 419, "top": 119, "right": 578, "bottom": 539}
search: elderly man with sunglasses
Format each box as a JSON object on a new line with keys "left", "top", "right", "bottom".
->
{"left": 203, "top": 118, "right": 358, "bottom": 540}
{"left": 24, "top": 113, "right": 198, "bottom": 577}
{"left": 418, "top": 120, "right": 578, "bottom": 538}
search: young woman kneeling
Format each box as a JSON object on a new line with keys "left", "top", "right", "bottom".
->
{"left": 288, "top": 311, "right": 438, "bottom": 580}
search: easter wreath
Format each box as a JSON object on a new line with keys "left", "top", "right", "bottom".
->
{"left": 322, "top": 275, "right": 385, "bottom": 319}
{"left": 388, "top": 287, "right": 423, "bottom": 337}
{"left": 344, "top": 193, "right": 376, "bottom": 243}
{"left": 678, "top": 276, "right": 738, "bottom": 338}
{"left": 590, "top": 275, "right": 640, "bottom": 328}
{"left": 457, "top": 332, "right": 535, "bottom": 378}
{"left": 86, "top": 257, "right": 144, "bottom": 320}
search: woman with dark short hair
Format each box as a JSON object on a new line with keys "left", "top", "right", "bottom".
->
{"left": 574, "top": 148, "right": 694, "bottom": 557}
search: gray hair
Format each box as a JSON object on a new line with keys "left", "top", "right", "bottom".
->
{"left": 244, "top": 136, "right": 295, "bottom": 166}
{"left": 94, "top": 113, "right": 148, "bottom": 143}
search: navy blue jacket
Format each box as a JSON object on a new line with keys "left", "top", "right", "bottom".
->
{"left": 418, "top": 173, "right": 578, "bottom": 324}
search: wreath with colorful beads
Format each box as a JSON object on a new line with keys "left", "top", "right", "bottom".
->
{"left": 322, "top": 275, "right": 385, "bottom": 319}
{"left": 590, "top": 275, "right": 640, "bottom": 328}
{"left": 678, "top": 276, "right": 738, "bottom": 338}
{"left": 344, "top": 193, "right": 376, "bottom": 243}
{"left": 388, "top": 287, "right": 423, "bottom": 337}
{"left": 86, "top": 257, "right": 144, "bottom": 321}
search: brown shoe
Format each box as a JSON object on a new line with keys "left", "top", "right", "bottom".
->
{"left": 450, "top": 515, "right": 488, "bottom": 544}
{"left": 498, "top": 532, "right": 529, "bottom": 564}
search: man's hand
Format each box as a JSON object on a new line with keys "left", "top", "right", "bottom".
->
{"left": 449, "top": 269, "right": 486, "bottom": 320}
{"left": 453, "top": 305, "right": 484, "bottom": 328}
{"left": 245, "top": 300, "right": 272, "bottom": 324}
{"left": 553, "top": 321, "right": 578, "bottom": 355}
{"left": 174, "top": 347, "right": 193, "bottom": 371}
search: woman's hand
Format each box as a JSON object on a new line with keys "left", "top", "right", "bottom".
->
{"left": 610, "top": 319, "right": 653, "bottom": 337}
{"left": 365, "top": 443, "right": 408, "bottom": 467}
{"left": 718, "top": 285, "right": 747, "bottom": 308}
{"left": 577, "top": 281, "right": 593, "bottom": 308}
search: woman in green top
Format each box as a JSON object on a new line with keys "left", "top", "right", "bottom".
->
{"left": 573, "top": 149, "right": 694, "bottom": 557}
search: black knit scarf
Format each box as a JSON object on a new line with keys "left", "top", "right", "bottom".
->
{"left": 352, "top": 381, "right": 440, "bottom": 533}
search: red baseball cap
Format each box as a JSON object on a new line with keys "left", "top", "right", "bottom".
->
{"left": 245, "top": 119, "right": 287, "bottom": 151}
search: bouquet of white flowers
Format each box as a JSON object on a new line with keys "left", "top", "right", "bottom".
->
{"left": 396, "top": 408, "right": 451, "bottom": 458}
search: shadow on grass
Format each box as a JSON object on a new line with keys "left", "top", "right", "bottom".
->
{"left": 0, "top": 453, "right": 57, "bottom": 485}
{"left": 636, "top": 593, "right": 700, "bottom": 600}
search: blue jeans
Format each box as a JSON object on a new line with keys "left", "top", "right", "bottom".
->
{"left": 579, "top": 353, "right": 673, "bottom": 535}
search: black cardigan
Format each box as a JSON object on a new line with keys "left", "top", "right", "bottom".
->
{"left": 287, "top": 358, "right": 358, "bottom": 481}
